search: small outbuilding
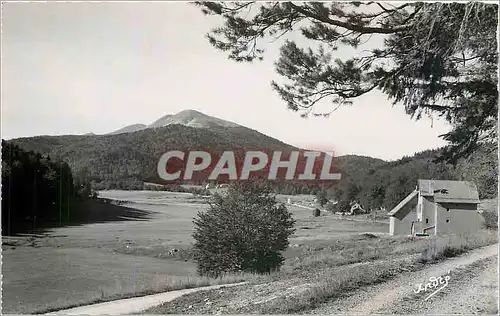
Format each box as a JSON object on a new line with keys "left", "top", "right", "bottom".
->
{"left": 388, "top": 179, "right": 484, "bottom": 236}
{"left": 349, "top": 202, "right": 366, "bottom": 215}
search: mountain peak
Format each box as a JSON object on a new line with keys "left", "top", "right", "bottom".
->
{"left": 176, "top": 109, "right": 205, "bottom": 116}
{"left": 148, "top": 109, "right": 240, "bottom": 129}
{"left": 107, "top": 109, "right": 240, "bottom": 135}
{"left": 108, "top": 124, "right": 147, "bottom": 135}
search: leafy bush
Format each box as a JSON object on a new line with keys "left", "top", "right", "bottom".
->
{"left": 192, "top": 182, "right": 296, "bottom": 277}
{"left": 325, "top": 202, "right": 336, "bottom": 213}
{"left": 315, "top": 189, "right": 328, "bottom": 207}
{"left": 482, "top": 210, "right": 498, "bottom": 229}
{"left": 480, "top": 198, "right": 498, "bottom": 229}
{"left": 333, "top": 200, "right": 351, "bottom": 214}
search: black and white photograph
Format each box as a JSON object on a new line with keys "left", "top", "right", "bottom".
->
{"left": 1, "top": 1, "right": 498, "bottom": 315}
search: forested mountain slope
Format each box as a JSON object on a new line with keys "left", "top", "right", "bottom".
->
{"left": 10, "top": 124, "right": 298, "bottom": 189}
{"left": 9, "top": 121, "right": 496, "bottom": 209}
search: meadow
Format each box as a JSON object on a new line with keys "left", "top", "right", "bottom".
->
{"left": 1, "top": 191, "right": 496, "bottom": 314}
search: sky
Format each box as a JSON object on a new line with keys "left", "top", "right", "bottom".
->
{"left": 1, "top": 2, "right": 452, "bottom": 161}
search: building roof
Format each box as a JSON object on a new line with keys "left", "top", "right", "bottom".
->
{"left": 388, "top": 190, "right": 418, "bottom": 219}
{"left": 388, "top": 180, "right": 480, "bottom": 220}
{"left": 418, "top": 179, "right": 480, "bottom": 204}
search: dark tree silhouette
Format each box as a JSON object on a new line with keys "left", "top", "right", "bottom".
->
{"left": 1, "top": 140, "right": 78, "bottom": 235}
{"left": 196, "top": 2, "right": 497, "bottom": 163}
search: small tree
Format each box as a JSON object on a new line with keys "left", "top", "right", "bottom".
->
{"left": 313, "top": 208, "right": 321, "bottom": 217}
{"left": 315, "top": 189, "right": 329, "bottom": 207}
{"left": 192, "top": 181, "right": 296, "bottom": 277}
{"left": 325, "top": 202, "right": 336, "bottom": 213}
{"left": 482, "top": 209, "right": 498, "bottom": 230}
{"left": 334, "top": 200, "right": 351, "bottom": 214}
{"left": 74, "top": 178, "right": 92, "bottom": 199}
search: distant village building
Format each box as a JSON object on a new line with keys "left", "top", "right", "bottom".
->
{"left": 349, "top": 202, "right": 366, "bottom": 215}
{"left": 388, "top": 179, "right": 483, "bottom": 236}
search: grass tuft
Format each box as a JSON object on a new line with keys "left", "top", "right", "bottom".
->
{"left": 32, "top": 272, "right": 260, "bottom": 314}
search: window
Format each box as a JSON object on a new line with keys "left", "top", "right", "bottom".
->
{"left": 446, "top": 219, "right": 450, "bottom": 223}
{"left": 426, "top": 218, "right": 429, "bottom": 224}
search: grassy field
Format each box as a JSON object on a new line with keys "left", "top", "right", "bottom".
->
{"left": 1, "top": 191, "right": 385, "bottom": 314}
{"left": 2, "top": 191, "right": 496, "bottom": 314}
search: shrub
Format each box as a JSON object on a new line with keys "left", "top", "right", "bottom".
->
{"left": 482, "top": 210, "right": 498, "bottom": 229}
{"left": 315, "top": 189, "right": 328, "bottom": 207}
{"left": 325, "top": 202, "right": 336, "bottom": 213}
{"left": 192, "top": 181, "right": 296, "bottom": 277}
{"left": 186, "top": 187, "right": 211, "bottom": 196}
{"left": 333, "top": 200, "right": 351, "bottom": 214}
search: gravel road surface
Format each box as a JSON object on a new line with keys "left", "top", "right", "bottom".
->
{"left": 311, "top": 243, "right": 498, "bottom": 314}
{"left": 44, "top": 282, "right": 246, "bottom": 315}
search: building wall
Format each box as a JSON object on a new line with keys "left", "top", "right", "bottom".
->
{"left": 417, "top": 193, "right": 423, "bottom": 222}
{"left": 389, "top": 217, "right": 395, "bottom": 235}
{"left": 421, "top": 196, "right": 436, "bottom": 235}
{"left": 390, "top": 205, "right": 417, "bottom": 236}
{"left": 436, "top": 202, "right": 483, "bottom": 235}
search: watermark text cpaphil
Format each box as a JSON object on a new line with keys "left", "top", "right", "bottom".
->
{"left": 155, "top": 150, "right": 341, "bottom": 184}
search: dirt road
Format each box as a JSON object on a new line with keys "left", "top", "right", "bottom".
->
{"left": 311, "top": 243, "right": 498, "bottom": 315}
{"left": 44, "top": 245, "right": 497, "bottom": 315}
{"left": 44, "top": 282, "right": 247, "bottom": 315}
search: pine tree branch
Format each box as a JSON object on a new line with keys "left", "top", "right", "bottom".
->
{"left": 288, "top": 2, "right": 412, "bottom": 34}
